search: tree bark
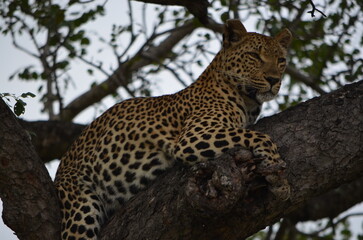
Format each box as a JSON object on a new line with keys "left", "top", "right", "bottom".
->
{"left": 19, "top": 120, "right": 85, "bottom": 163}
{"left": 288, "top": 176, "right": 363, "bottom": 222}
{"left": 1, "top": 81, "right": 362, "bottom": 240}
{"left": 99, "top": 80, "right": 363, "bottom": 239}
{"left": 132, "top": 0, "right": 210, "bottom": 24}
{"left": 0, "top": 99, "right": 60, "bottom": 240}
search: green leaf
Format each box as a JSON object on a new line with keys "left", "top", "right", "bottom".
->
{"left": 18, "top": 68, "right": 31, "bottom": 80}
{"left": 221, "top": 12, "right": 229, "bottom": 22}
{"left": 14, "top": 99, "right": 26, "bottom": 116}
{"left": 31, "top": 71, "right": 38, "bottom": 79}
{"left": 57, "top": 61, "right": 69, "bottom": 69}
{"left": 81, "top": 37, "right": 90, "bottom": 45}
{"left": 20, "top": 92, "right": 36, "bottom": 98}
{"left": 90, "top": 82, "right": 97, "bottom": 88}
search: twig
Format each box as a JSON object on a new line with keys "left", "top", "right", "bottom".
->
{"left": 285, "top": 65, "right": 326, "bottom": 95}
{"left": 294, "top": 212, "right": 363, "bottom": 238}
{"left": 264, "top": 225, "right": 274, "bottom": 240}
{"left": 8, "top": 16, "right": 39, "bottom": 58}
{"left": 274, "top": 219, "right": 289, "bottom": 240}
{"left": 127, "top": 0, "right": 136, "bottom": 41}
{"left": 162, "top": 64, "right": 189, "bottom": 87}
{"left": 76, "top": 55, "right": 135, "bottom": 98}
{"left": 307, "top": 0, "right": 327, "bottom": 17}
{"left": 229, "top": 0, "right": 240, "bottom": 20}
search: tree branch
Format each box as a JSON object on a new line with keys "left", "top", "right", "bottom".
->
{"left": 19, "top": 120, "right": 85, "bottom": 163}
{"left": 132, "top": 0, "right": 210, "bottom": 24}
{"left": 99, "top": 80, "right": 363, "bottom": 239}
{"left": 2, "top": 80, "right": 362, "bottom": 239}
{"left": 285, "top": 65, "right": 326, "bottom": 95}
{"left": 307, "top": 0, "right": 327, "bottom": 18}
{"left": 60, "top": 22, "right": 197, "bottom": 121}
{"left": 0, "top": 99, "right": 60, "bottom": 240}
{"left": 288, "top": 176, "right": 363, "bottom": 222}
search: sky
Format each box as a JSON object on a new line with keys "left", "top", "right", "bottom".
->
{"left": 1, "top": 0, "right": 362, "bottom": 239}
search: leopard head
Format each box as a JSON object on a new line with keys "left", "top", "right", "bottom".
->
{"left": 218, "top": 19, "right": 292, "bottom": 103}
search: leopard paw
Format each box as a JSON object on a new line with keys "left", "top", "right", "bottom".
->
{"left": 266, "top": 176, "right": 290, "bottom": 201}
{"left": 257, "top": 158, "right": 290, "bottom": 201}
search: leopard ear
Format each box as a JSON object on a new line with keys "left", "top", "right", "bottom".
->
{"left": 223, "top": 19, "right": 247, "bottom": 48}
{"left": 275, "top": 28, "right": 292, "bottom": 49}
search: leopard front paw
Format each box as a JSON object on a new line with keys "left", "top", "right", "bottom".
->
{"left": 266, "top": 175, "right": 290, "bottom": 201}
{"left": 257, "top": 158, "right": 290, "bottom": 201}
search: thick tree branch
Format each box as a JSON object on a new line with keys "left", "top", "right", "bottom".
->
{"left": 19, "top": 120, "right": 85, "bottom": 163}
{"left": 1, "top": 80, "right": 362, "bottom": 239}
{"left": 288, "top": 176, "right": 363, "bottom": 222}
{"left": 0, "top": 99, "right": 60, "bottom": 240}
{"left": 14, "top": 79, "right": 363, "bottom": 231}
{"left": 132, "top": 0, "right": 210, "bottom": 24}
{"left": 99, "top": 80, "right": 363, "bottom": 239}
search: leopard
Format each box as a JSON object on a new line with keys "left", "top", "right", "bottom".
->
{"left": 54, "top": 19, "right": 292, "bottom": 240}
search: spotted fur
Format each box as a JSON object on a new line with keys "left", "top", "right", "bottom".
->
{"left": 55, "top": 20, "right": 292, "bottom": 240}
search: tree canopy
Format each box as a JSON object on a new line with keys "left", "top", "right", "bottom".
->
{"left": 1, "top": 0, "right": 362, "bottom": 120}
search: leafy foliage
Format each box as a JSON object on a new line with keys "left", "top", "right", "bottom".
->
{"left": 0, "top": 92, "right": 35, "bottom": 116}
{"left": 0, "top": 0, "right": 105, "bottom": 119}
{"left": 2, "top": 0, "right": 362, "bottom": 120}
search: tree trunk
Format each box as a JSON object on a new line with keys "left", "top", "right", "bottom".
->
{"left": 0, "top": 99, "right": 61, "bottom": 240}
{"left": 99, "top": 80, "right": 363, "bottom": 239}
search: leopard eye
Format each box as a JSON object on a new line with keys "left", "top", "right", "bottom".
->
{"left": 278, "top": 58, "right": 286, "bottom": 63}
{"left": 247, "top": 52, "right": 262, "bottom": 61}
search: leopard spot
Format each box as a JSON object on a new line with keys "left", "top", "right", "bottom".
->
{"left": 195, "top": 141, "right": 210, "bottom": 149}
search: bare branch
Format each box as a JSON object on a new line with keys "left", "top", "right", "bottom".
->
{"left": 229, "top": 0, "right": 241, "bottom": 20}
{"left": 162, "top": 63, "right": 189, "bottom": 87}
{"left": 274, "top": 219, "right": 290, "bottom": 240}
{"left": 60, "top": 21, "right": 197, "bottom": 121}
{"left": 285, "top": 65, "right": 326, "bottom": 95}
{"left": 76, "top": 54, "right": 136, "bottom": 97}
{"left": 8, "top": 16, "right": 39, "bottom": 58}
{"left": 307, "top": 0, "right": 327, "bottom": 17}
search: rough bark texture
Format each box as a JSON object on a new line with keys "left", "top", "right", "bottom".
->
{"left": 250, "top": 81, "right": 362, "bottom": 202}
{"left": 0, "top": 98, "right": 61, "bottom": 240}
{"left": 133, "top": 0, "right": 210, "bottom": 24}
{"left": 19, "top": 120, "right": 85, "bottom": 163}
{"left": 1, "top": 81, "right": 362, "bottom": 239}
{"left": 99, "top": 80, "right": 363, "bottom": 239}
{"left": 288, "top": 176, "right": 363, "bottom": 222}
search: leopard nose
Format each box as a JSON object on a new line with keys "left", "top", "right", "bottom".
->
{"left": 266, "top": 77, "right": 280, "bottom": 86}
